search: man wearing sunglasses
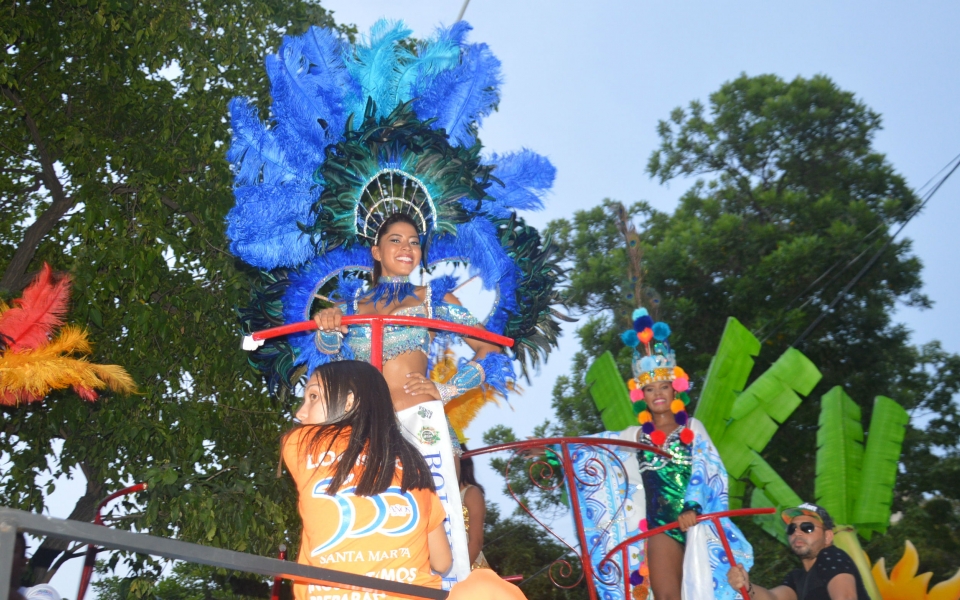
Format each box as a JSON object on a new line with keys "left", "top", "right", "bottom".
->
{"left": 727, "top": 503, "right": 869, "bottom": 599}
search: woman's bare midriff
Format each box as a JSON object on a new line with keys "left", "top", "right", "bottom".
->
{"left": 382, "top": 350, "right": 430, "bottom": 412}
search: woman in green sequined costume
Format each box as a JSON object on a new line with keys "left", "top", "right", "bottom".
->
{"left": 636, "top": 379, "right": 699, "bottom": 600}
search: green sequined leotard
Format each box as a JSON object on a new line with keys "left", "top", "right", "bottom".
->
{"left": 637, "top": 427, "right": 698, "bottom": 544}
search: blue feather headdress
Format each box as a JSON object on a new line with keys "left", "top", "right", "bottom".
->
{"left": 227, "top": 20, "right": 566, "bottom": 397}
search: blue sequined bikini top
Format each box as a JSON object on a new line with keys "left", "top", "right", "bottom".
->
{"left": 344, "top": 288, "right": 479, "bottom": 363}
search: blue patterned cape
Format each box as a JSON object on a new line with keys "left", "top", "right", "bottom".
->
{"left": 564, "top": 419, "right": 753, "bottom": 600}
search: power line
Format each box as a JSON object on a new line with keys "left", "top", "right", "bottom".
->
{"left": 791, "top": 152, "right": 960, "bottom": 348}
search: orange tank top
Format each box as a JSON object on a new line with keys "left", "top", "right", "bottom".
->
{"left": 283, "top": 427, "right": 446, "bottom": 600}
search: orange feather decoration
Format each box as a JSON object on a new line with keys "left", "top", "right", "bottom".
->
{"left": 0, "top": 264, "right": 137, "bottom": 405}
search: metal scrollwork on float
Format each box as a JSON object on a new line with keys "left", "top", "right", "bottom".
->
{"left": 463, "top": 437, "right": 668, "bottom": 595}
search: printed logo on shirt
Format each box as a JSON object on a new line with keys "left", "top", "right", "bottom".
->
{"left": 417, "top": 406, "right": 433, "bottom": 419}
{"left": 309, "top": 479, "right": 420, "bottom": 555}
{"left": 417, "top": 426, "right": 440, "bottom": 446}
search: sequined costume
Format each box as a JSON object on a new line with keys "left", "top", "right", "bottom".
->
{"left": 637, "top": 427, "right": 699, "bottom": 544}
{"left": 342, "top": 286, "right": 479, "bottom": 363}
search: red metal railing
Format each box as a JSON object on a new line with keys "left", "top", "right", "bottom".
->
{"left": 249, "top": 317, "right": 769, "bottom": 599}
{"left": 77, "top": 483, "right": 148, "bottom": 600}
{"left": 464, "top": 438, "right": 669, "bottom": 598}
{"left": 249, "top": 316, "right": 514, "bottom": 371}
{"left": 600, "top": 507, "right": 776, "bottom": 600}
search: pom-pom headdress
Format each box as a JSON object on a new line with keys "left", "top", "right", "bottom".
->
{"left": 622, "top": 307, "right": 692, "bottom": 445}
{"left": 227, "top": 21, "right": 566, "bottom": 397}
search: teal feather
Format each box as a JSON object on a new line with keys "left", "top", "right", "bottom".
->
{"left": 344, "top": 19, "right": 413, "bottom": 121}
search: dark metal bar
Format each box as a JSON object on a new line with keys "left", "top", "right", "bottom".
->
{"left": 0, "top": 508, "right": 447, "bottom": 600}
{"left": 0, "top": 521, "right": 16, "bottom": 600}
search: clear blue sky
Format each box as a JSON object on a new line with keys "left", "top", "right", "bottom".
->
{"left": 49, "top": 1, "right": 960, "bottom": 593}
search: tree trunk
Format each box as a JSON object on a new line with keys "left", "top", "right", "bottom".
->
{"left": 28, "top": 460, "right": 103, "bottom": 584}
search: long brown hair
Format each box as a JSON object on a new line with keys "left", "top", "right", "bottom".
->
{"left": 285, "top": 360, "right": 434, "bottom": 496}
{"left": 371, "top": 213, "right": 425, "bottom": 282}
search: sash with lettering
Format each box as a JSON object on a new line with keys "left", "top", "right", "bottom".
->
{"left": 396, "top": 401, "right": 469, "bottom": 588}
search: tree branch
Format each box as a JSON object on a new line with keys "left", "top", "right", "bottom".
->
{"left": 0, "top": 85, "right": 77, "bottom": 294}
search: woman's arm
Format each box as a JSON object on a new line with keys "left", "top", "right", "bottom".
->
{"left": 462, "top": 485, "right": 486, "bottom": 564}
{"left": 442, "top": 293, "right": 500, "bottom": 358}
{"left": 427, "top": 524, "right": 453, "bottom": 574}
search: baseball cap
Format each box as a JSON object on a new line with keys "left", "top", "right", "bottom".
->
{"left": 781, "top": 502, "right": 835, "bottom": 530}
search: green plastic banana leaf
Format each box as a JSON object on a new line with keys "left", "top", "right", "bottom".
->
{"left": 585, "top": 351, "right": 635, "bottom": 431}
{"left": 694, "top": 317, "right": 761, "bottom": 441}
{"left": 750, "top": 487, "right": 789, "bottom": 545}
{"left": 714, "top": 347, "right": 821, "bottom": 478}
{"left": 851, "top": 396, "right": 909, "bottom": 539}
{"left": 815, "top": 386, "right": 864, "bottom": 525}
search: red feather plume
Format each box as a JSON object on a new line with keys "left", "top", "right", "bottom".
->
{"left": 0, "top": 264, "right": 72, "bottom": 352}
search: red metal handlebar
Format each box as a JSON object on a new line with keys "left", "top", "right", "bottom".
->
{"left": 601, "top": 507, "right": 775, "bottom": 600}
{"left": 249, "top": 315, "right": 514, "bottom": 371}
{"left": 77, "top": 483, "right": 149, "bottom": 600}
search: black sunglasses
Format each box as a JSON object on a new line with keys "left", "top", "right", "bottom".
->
{"left": 786, "top": 522, "right": 819, "bottom": 536}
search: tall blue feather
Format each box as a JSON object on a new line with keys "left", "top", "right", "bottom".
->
{"left": 344, "top": 20, "right": 413, "bottom": 120}
{"left": 267, "top": 27, "right": 357, "bottom": 176}
{"left": 283, "top": 248, "right": 372, "bottom": 376}
{"left": 226, "top": 183, "right": 318, "bottom": 269}
{"left": 483, "top": 150, "right": 556, "bottom": 217}
{"left": 391, "top": 22, "right": 467, "bottom": 113}
{"left": 227, "top": 98, "right": 299, "bottom": 186}
{"left": 413, "top": 40, "right": 502, "bottom": 147}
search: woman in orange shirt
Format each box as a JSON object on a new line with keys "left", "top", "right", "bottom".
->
{"left": 282, "top": 360, "right": 451, "bottom": 600}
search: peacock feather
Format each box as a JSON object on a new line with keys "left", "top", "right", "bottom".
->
{"left": 227, "top": 20, "right": 565, "bottom": 396}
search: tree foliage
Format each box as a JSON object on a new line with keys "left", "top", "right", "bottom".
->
{"left": 536, "top": 74, "right": 960, "bottom": 576}
{"left": 0, "top": 0, "right": 351, "bottom": 585}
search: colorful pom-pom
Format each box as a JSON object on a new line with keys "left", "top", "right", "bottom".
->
{"left": 638, "top": 328, "right": 654, "bottom": 344}
{"left": 679, "top": 391, "right": 691, "bottom": 405}
{"left": 642, "top": 421, "right": 655, "bottom": 435}
{"left": 670, "top": 399, "right": 685, "bottom": 414}
{"left": 630, "top": 571, "right": 643, "bottom": 586}
{"left": 680, "top": 428, "right": 695, "bottom": 445}
{"left": 672, "top": 376, "right": 689, "bottom": 392}
{"left": 640, "top": 356, "right": 657, "bottom": 371}
{"left": 621, "top": 329, "right": 640, "bottom": 348}
{"left": 674, "top": 366, "right": 687, "bottom": 378}
{"left": 632, "top": 308, "right": 649, "bottom": 320}
{"left": 630, "top": 388, "right": 644, "bottom": 401}
{"left": 675, "top": 410, "right": 688, "bottom": 426}
{"left": 652, "top": 322, "right": 672, "bottom": 341}
{"left": 633, "top": 400, "right": 647, "bottom": 413}
{"left": 637, "top": 410, "right": 652, "bottom": 424}
{"left": 650, "top": 430, "right": 666, "bottom": 446}
{"left": 633, "top": 315, "right": 654, "bottom": 332}
{"left": 628, "top": 378, "right": 638, "bottom": 390}
{"left": 639, "top": 563, "right": 649, "bottom": 577}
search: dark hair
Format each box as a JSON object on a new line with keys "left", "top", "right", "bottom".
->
{"left": 285, "top": 360, "right": 435, "bottom": 496}
{"left": 458, "top": 444, "right": 484, "bottom": 495}
{"left": 371, "top": 213, "right": 425, "bottom": 282}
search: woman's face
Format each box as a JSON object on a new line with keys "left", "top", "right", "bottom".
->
{"left": 296, "top": 375, "right": 354, "bottom": 425}
{"left": 296, "top": 374, "right": 328, "bottom": 424}
{"left": 371, "top": 221, "right": 421, "bottom": 277}
{"left": 642, "top": 380, "right": 676, "bottom": 415}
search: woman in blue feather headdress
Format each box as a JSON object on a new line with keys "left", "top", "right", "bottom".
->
{"left": 227, "top": 20, "right": 566, "bottom": 585}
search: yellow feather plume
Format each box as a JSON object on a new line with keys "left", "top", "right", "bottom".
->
{"left": 431, "top": 349, "right": 520, "bottom": 443}
{"left": 1, "top": 326, "right": 137, "bottom": 406}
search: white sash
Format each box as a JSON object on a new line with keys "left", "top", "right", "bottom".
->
{"left": 396, "top": 401, "right": 470, "bottom": 588}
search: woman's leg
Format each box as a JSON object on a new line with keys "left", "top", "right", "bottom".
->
{"left": 646, "top": 532, "right": 684, "bottom": 600}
